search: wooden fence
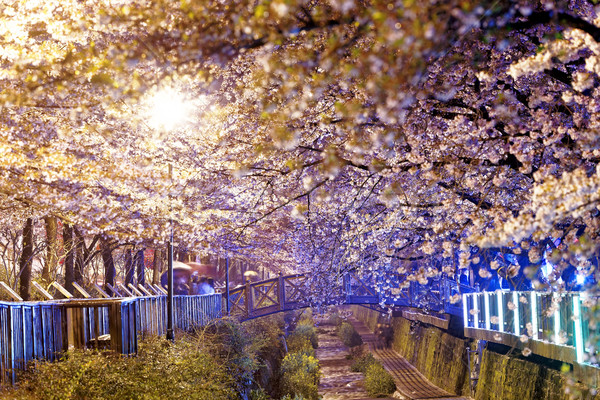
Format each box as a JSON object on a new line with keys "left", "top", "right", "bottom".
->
{"left": 0, "top": 294, "right": 222, "bottom": 385}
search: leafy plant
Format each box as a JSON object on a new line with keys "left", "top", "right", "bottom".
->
{"left": 351, "top": 352, "right": 379, "bottom": 373}
{"left": 364, "top": 363, "right": 396, "bottom": 397}
{"left": 280, "top": 353, "right": 320, "bottom": 400}
{"left": 5, "top": 335, "right": 238, "bottom": 400}
{"left": 337, "top": 321, "right": 363, "bottom": 347}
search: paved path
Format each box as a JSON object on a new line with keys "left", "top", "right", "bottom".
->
{"left": 348, "top": 316, "right": 471, "bottom": 400}
{"left": 316, "top": 319, "right": 394, "bottom": 400}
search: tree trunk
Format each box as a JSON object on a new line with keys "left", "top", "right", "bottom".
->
{"left": 42, "top": 216, "right": 58, "bottom": 283}
{"left": 135, "top": 249, "right": 145, "bottom": 285}
{"left": 101, "top": 238, "right": 116, "bottom": 295}
{"left": 18, "top": 218, "right": 34, "bottom": 301}
{"left": 152, "top": 249, "right": 163, "bottom": 284}
{"left": 63, "top": 224, "right": 75, "bottom": 296}
{"left": 74, "top": 228, "right": 85, "bottom": 285}
{"left": 124, "top": 248, "right": 134, "bottom": 286}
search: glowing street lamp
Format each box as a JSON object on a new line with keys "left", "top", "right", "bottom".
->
{"left": 146, "top": 86, "right": 192, "bottom": 341}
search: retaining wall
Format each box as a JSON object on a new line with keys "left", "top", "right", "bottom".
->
{"left": 351, "top": 306, "right": 600, "bottom": 400}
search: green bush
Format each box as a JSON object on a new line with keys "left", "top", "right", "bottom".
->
{"left": 292, "top": 323, "right": 318, "bottom": 349}
{"left": 280, "top": 352, "right": 320, "bottom": 400}
{"left": 6, "top": 336, "right": 238, "bottom": 400}
{"left": 364, "top": 363, "right": 396, "bottom": 397}
{"left": 350, "top": 352, "right": 379, "bottom": 373}
{"left": 281, "top": 394, "right": 307, "bottom": 400}
{"left": 287, "top": 335, "right": 316, "bottom": 358}
{"left": 328, "top": 311, "right": 343, "bottom": 326}
{"left": 337, "top": 322, "right": 363, "bottom": 347}
{"left": 249, "top": 388, "right": 271, "bottom": 400}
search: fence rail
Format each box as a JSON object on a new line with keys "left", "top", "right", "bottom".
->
{"left": 0, "top": 293, "right": 221, "bottom": 385}
{"left": 463, "top": 291, "right": 595, "bottom": 367}
{"left": 229, "top": 273, "right": 475, "bottom": 320}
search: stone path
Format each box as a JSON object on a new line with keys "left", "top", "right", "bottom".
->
{"left": 316, "top": 320, "right": 394, "bottom": 400}
{"left": 347, "top": 316, "right": 472, "bottom": 400}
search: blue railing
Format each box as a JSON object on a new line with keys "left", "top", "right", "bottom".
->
{"left": 0, "top": 293, "right": 222, "bottom": 385}
{"left": 463, "top": 291, "right": 595, "bottom": 366}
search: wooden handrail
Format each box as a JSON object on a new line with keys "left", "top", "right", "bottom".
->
{"left": 32, "top": 282, "right": 53, "bottom": 300}
{"left": 0, "top": 282, "right": 22, "bottom": 301}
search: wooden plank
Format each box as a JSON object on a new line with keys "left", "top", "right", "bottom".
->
{"left": 118, "top": 284, "right": 133, "bottom": 297}
{"left": 153, "top": 284, "right": 168, "bottom": 295}
{"left": 7, "top": 306, "right": 15, "bottom": 384}
{"left": 32, "top": 281, "right": 53, "bottom": 300}
{"left": 137, "top": 284, "right": 154, "bottom": 297}
{"left": 0, "top": 282, "right": 22, "bottom": 301}
{"left": 50, "top": 282, "right": 73, "bottom": 299}
{"left": 93, "top": 284, "right": 111, "bottom": 299}
{"left": 105, "top": 283, "right": 121, "bottom": 297}
{"left": 127, "top": 283, "right": 144, "bottom": 297}
{"left": 72, "top": 282, "right": 91, "bottom": 298}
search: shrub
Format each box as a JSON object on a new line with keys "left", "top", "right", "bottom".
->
{"left": 286, "top": 335, "right": 316, "bottom": 358}
{"left": 280, "top": 353, "right": 320, "bottom": 400}
{"left": 364, "top": 363, "right": 396, "bottom": 397}
{"left": 249, "top": 388, "right": 271, "bottom": 400}
{"left": 328, "top": 311, "right": 343, "bottom": 327}
{"left": 281, "top": 395, "right": 307, "bottom": 400}
{"left": 350, "top": 352, "right": 379, "bottom": 373}
{"left": 337, "top": 322, "right": 363, "bottom": 347}
{"left": 288, "top": 323, "right": 318, "bottom": 349}
{"left": 6, "top": 336, "right": 238, "bottom": 400}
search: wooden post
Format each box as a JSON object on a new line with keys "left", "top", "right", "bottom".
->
{"left": 278, "top": 273, "right": 285, "bottom": 311}
{"left": 71, "top": 307, "right": 86, "bottom": 348}
{"left": 226, "top": 257, "right": 230, "bottom": 316}
{"left": 245, "top": 281, "right": 254, "bottom": 319}
{"left": 109, "top": 301, "right": 123, "bottom": 353}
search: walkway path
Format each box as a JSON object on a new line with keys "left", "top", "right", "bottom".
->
{"left": 347, "top": 316, "right": 471, "bottom": 400}
{"left": 316, "top": 317, "right": 394, "bottom": 400}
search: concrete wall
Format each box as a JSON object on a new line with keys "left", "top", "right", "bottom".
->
{"left": 352, "top": 305, "right": 470, "bottom": 395}
{"left": 477, "top": 350, "right": 598, "bottom": 400}
{"left": 351, "top": 306, "right": 600, "bottom": 400}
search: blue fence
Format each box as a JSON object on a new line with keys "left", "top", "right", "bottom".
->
{"left": 0, "top": 293, "right": 222, "bottom": 385}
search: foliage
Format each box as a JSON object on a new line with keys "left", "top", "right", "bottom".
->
{"left": 249, "top": 388, "right": 271, "bottom": 400}
{"left": 205, "top": 317, "right": 273, "bottom": 394}
{"left": 351, "top": 352, "right": 380, "bottom": 373}
{"left": 4, "top": 336, "right": 237, "bottom": 400}
{"left": 363, "top": 363, "right": 396, "bottom": 397}
{"left": 337, "top": 322, "right": 363, "bottom": 348}
{"left": 280, "top": 395, "right": 307, "bottom": 400}
{"left": 280, "top": 353, "right": 320, "bottom": 400}
{"left": 3, "top": 0, "right": 600, "bottom": 319}
{"left": 328, "top": 311, "right": 344, "bottom": 327}
{"left": 289, "top": 323, "right": 318, "bottom": 350}
{"left": 286, "top": 335, "right": 316, "bottom": 358}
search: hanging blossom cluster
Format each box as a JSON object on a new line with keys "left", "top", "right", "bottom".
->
{"left": 1, "top": 0, "right": 600, "bottom": 307}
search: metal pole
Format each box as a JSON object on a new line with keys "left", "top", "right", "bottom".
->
{"left": 166, "top": 163, "right": 174, "bottom": 341}
{"left": 226, "top": 257, "right": 230, "bottom": 316}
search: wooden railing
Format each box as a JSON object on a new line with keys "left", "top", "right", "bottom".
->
{"left": 0, "top": 293, "right": 222, "bottom": 385}
{"left": 228, "top": 273, "right": 475, "bottom": 320}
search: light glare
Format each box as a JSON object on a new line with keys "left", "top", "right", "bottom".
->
{"left": 147, "top": 88, "right": 192, "bottom": 131}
